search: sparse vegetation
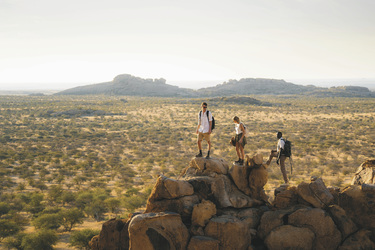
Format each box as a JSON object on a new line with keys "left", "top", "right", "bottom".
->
{"left": 0, "top": 95, "right": 374, "bottom": 248}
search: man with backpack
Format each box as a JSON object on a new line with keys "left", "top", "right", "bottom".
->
{"left": 196, "top": 102, "right": 213, "bottom": 159}
{"left": 266, "top": 131, "right": 289, "bottom": 183}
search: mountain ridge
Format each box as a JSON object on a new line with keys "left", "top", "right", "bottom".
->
{"left": 55, "top": 74, "right": 375, "bottom": 97}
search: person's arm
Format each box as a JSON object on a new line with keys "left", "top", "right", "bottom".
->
{"left": 239, "top": 123, "right": 245, "bottom": 142}
{"left": 208, "top": 111, "right": 212, "bottom": 134}
{"left": 196, "top": 113, "right": 201, "bottom": 134}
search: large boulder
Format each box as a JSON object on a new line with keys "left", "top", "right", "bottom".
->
{"left": 229, "top": 164, "right": 251, "bottom": 195}
{"left": 191, "top": 199, "right": 216, "bottom": 227}
{"left": 327, "top": 205, "right": 358, "bottom": 239}
{"left": 187, "top": 236, "right": 220, "bottom": 250}
{"left": 145, "top": 195, "right": 199, "bottom": 223}
{"left": 222, "top": 208, "right": 262, "bottom": 230}
{"left": 128, "top": 212, "right": 190, "bottom": 250}
{"left": 264, "top": 225, "right": 315, "bottom": 250}
{"left": 289, "top": 207, "right": 342, "bottom": 250}
{"left": 248, "top": 164, "right": 268, "bottom": 201}
{"left": 351, "top": 159, "right": 375, "bottom": 185}
{"left": 148, "top": 175, "right": 194, "bottom": 201}
{"left": 204, "top": 215, "right": 252, "bottom": 250}
{"left": 297, "top": 177, "right": 334, "bottom": 208}
{"left": 189, "top": 157, "right": 229, "bottom": 175}
{"left": 257, "top": 207, "right": 301, "bottom": 239}
{"left": 89, "top": 217, "right": 131, "bottom": 250}
{"left": 273, "top": 185, "right": 298, "bottom": 209}
{"left": 338, "top": 184, "right": 375, "bottom": 229}
{"left": 338, "top": 229, "right": 375, "bottom": 250}
{"left": 186, "top": 175, "right": 262, "bottom": 209}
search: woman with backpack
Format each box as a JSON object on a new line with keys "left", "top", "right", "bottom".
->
{"left": 233, "top": 116, "right": 247, "bottom": 165}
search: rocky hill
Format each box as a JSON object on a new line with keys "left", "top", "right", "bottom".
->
{"left": 55, "top": 74, "right": 195, "bottom": 97}
{"left": 55, "top": 74, "right": 375, "bottom": 97}
{"left": 89, "top": 157, "right": 375, "bottom": 250}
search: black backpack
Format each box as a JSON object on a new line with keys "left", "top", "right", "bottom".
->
{"left": 281, "top": 139, "right": 292, "bottom": 157}
{"left": 199, "top": 110, "right": 215, "bottom": 130}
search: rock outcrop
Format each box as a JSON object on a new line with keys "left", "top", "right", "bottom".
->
{"left": 90, "top": 158, "right": 375, "bottom": 250}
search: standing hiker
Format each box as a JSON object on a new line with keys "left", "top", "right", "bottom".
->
{"left": 196, "top": 102, "right": 213, "bottom": 159}
{"left": 233, "top": 116, "right": 247, "bottom": 165}
{"left": 266, "top": 131, "right": 289, "bottom": 183}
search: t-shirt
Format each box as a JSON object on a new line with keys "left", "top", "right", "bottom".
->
{"left": 198, "top": 110, "right": 212, "bottom": 133}
{"left": 277, "top": 137, "right": 285, "bottom": 152}
{"left": 235, "top": 123, "right": 244, "bottom": 135}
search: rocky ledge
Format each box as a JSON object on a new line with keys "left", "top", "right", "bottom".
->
{"left": 89, "top": 157, "right": 375, "bottom": 250}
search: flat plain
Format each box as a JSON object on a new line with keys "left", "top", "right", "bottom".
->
{"left": 0, "top": 95, "right": 374, "bottom": 249}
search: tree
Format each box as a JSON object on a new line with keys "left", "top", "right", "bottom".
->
{"left": 32, "top": 213, "right": 62, "bottom": 230}
{"left": 21, "top": 230, "right": 58, "bottom": 250}
{"left": 69, "top": 229, "right": 100, "bottom": 250}
{"left": 105, "top": 198, "right": 121, "bottom": 215}
{"left": 0, "top": 202, "right": 10, "bottom": 216}
{"left": 0, "top": 219, "right": 21, "bottom": 242}
{"left": 59, "top": 208, "right": 85, "bottom": 231}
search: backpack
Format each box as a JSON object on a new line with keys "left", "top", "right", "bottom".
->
{"left": 281, "top": 139, "right": 292, "bottom": 157}
{"left": 199, "top": 110, "right": 215, "bottom": 130}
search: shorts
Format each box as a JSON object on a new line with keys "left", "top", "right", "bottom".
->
{"left": 198, "top": 132, "right": 210, "bottom": 142}
{"left": 235, "top": 133, "right": 247, "bottom": 147}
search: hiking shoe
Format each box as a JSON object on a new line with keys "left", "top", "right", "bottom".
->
{"left": 239, "top": 159, "right": 244, "bottom": 165}
{"left": 196, "top": 152, "right": 203, "bottom": 157}
{"left": 205, "top": 155, "right": 210, "bottom": 159}
{"left": 235, "top": 159, "right": 241, "bottom": 164}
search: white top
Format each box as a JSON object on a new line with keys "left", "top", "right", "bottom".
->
{"left": 277, "top": 137, "right": 285, "bottom": 152}
{"left": 198, "top": 110, "right": 212, "bottom": 133}
{"left": 235, "top": 123, "right": 244, "bottom": 135}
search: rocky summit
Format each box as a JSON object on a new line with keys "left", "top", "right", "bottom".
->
{"left": 89, "top": 157, "right": 375, "bottom": 250}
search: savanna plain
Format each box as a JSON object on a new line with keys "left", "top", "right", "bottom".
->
{"left": 0, "top": 95, "right": 374, "bottom": 249}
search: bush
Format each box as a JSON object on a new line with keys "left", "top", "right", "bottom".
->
{"left": 21, "top": 229, "right": 58, "bottom": 250}
{"left": 69, "top": 229, "right": 100, "bottom": 250}
{"left": 32, "top": 213, "right": 62, "bottom": 230}
{"left": 59, "top": 208, "right": 85, "bottom": 231}
{"left": 0, "top": 219, "right": 21, "bottom": 242}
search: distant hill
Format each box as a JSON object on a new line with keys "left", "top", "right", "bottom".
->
{"left": 55, "top": 74, "right": 375, "bottom": 98}
{"left": 55, "top": 74, "right": 195, "bottom": 97}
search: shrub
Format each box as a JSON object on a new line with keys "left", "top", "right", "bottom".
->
{"left": 32, "top": 213, "right": 62, "bottom": 230}
{"left": 69, "top": 229, "right": 100, "bottom": 250}
{"left": 21, "top": 230, "right": 58, "bottom": 250}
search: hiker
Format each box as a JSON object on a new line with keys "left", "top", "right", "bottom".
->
{"left": 196, "top": 102, "right": 213, "bottom": 159}
{"left": 233, "top": 116, "right": 247, "bottom": 165}
{"left": 266, "top": 131, "right": 289, "bottom": 183}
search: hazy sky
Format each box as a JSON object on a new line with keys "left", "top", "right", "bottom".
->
{"left": 1, "top": 0, "right": 374, "bottom": 90}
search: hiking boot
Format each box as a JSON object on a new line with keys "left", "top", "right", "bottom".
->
{"left": 235, "top": 159, "right": 241, "bottom": 164}
{"left": 205, "top": 155, "right": 210, "bottom": 159}
{"left": 240, "top": 159, "right": 244, "bottom": 165}
{"left": 266, "top": 160, "right": 271, "bottom": 165}
{"left": 196, "top": 152, "right": 203, "bottom": 157}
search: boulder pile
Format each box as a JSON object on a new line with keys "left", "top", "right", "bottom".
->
{"left": 90, "top": 157, "right": 375, "bottom": 250}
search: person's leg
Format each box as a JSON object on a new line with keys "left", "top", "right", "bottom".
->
{"left": 205, "top": 133, "right": 211, "bottom": 158}
{"left": 266, "top": 150, "right": 277, "bottom": 165}
{"left": 280, "top": 156, "right": 288, "bottom": 183}
{"left": 239, "top": 144, "right": 245, "bottom": 164}
{"left": 235, "top": 143, "right": 241, "bottom": 163}
{"left": 196, "top": 133, "right": 203, "bottom": 157}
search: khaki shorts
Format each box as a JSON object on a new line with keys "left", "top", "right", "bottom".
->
{"left": 198, "top": 132, "right": 211, "bottom": 142}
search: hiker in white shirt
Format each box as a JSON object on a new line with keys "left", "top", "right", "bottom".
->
{"left": 233, "top": 116, "right": 247, "bottom": 165}
{"left": 266, "top": 131, "right": 289, "bottom": 183}
{"left": 196, "top": 102, "right": 212, "bottom": 159}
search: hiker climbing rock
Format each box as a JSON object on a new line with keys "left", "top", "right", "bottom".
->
{"left": 266, "top": 131, "right": 289, "bottom": 183}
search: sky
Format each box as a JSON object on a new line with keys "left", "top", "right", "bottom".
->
{"left": 0, "top": 0, "right": 375, "bottom": 90}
